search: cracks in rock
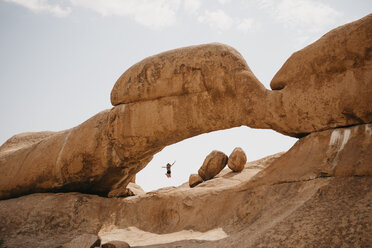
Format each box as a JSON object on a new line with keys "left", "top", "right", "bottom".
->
{"left": 263, "top": 174, "right": 370, "bottom": 188}
{"left": 238, "top": 174, "right": 371, "bottom": 193}
{"left": 113, "top": 89, "right": 209, "bottom": 106}
{"left": 302, "top": 122, "right": 371, "bottom": 137}
{"left": 55, "top": 129, "right": 73, "bottom": 186}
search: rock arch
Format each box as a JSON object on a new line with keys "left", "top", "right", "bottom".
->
{"left": 0, "top": 14, "right": 371, "bottom": 200}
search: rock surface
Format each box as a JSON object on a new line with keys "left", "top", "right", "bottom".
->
{"left": 189, "top": 174, "right": 203, "bottom": 188}
{"left": 0, "top": 43, "right": 267, "bottom": 200}
{"left": 0, "top": 14, "right": 371, "bottom": 200}
{"left": 62, "top": 234, "right": 100, "bottom": 248}
{"left": 0, "top": 125, "right": 370, "bottom": 248}
{"left": 247, "top": 124, "right": 372, "bottom": 189}
{"left": 198, "top": 150, "right": 228, "bottom": 180}
{"left": 268, "top": 14, "right": 372, "bottom": 136}
{"left": 101, "top": 240, "right": 130, "bottom": 248}
{"left": 111, "top": 43, "right": 250, "bottom": 106}
{"left": 227, "top": 147, "right": 246, "bottom": 172}
{"left": 0, "top": 131, "right": 57, "bottom": 156}
{"left": 108, "top": 182, "right": 145, "bottom": 198}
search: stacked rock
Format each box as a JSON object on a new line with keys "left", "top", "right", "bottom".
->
{"left": 189, "top": 148, "right": 247, "bottom": 188}
{"left": 198, "top": 150, "right": 228, "bottom": 181}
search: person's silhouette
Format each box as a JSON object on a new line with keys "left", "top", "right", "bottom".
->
{"left": 162, "top": 161, "right": 176, "bottom": 178}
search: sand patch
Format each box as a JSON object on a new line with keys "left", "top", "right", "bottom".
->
{"left": 98, "top": 226, "right": 228, "bottom": 246}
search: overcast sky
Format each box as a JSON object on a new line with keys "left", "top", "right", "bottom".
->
{"left": 0, "top": 0, "right": 371, "bottom": 191}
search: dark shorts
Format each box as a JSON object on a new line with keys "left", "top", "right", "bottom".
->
{"left": 167, "top": 170, "right": 171, "bottom": 174}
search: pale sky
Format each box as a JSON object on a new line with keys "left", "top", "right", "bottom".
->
{"left": 0, "top": 0, "right": 371, "bottom": 191}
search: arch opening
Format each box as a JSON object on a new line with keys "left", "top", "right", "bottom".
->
{"left": 136, "top": 126, "right": 297, "bottom": 192}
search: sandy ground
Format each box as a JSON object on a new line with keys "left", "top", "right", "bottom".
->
{"left": 98, "top": 226, "right": 228, "bottom": 246}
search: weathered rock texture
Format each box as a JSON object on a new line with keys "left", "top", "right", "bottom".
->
{"left": 268, "top": 14, "right": 372, "bottom": 136}
{"left": 248, "top": 124, "right": 372, "bottom": 189}
{"left": 0, "top": 43, "right": 266, "bottom": 200}
{"left": 0, "top": 124, "right": 370, "bottom": 248}
{"left": 189, "top": 174, "right": 203, "bottom": 188}
{"left": 108, "top": 182, "right": 145, "bottom": 198}
{"left": 228, "top": 147, "right": 247, "bottom": 172}
{"left": 101, "top": 241, "right": 130, "bottom": 248}
{"left": 198, "top": 150, "right": 228, "bottom": 180}
{"left": 62, "top": 234, "right": 100, "bottom": 248}
{"left": 0, "top": 14, "right": 371, "bottom": 200}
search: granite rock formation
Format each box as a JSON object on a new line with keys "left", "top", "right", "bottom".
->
{"left": 0, "top": 14, "right": 371, "bottom": 204}
{"left": 198, "top": 150, "right": 228, "bottom": 181}
{"left": 101, "top": 241, "right": 131, "bottom": 248}
{"left": 62, "top": 234, "right": 101, "bottom": 248}
{"left": 268, "top": 14, "right": 372, "bottom": 136}
{"left": 0, "top": 43, "right": 265, "bottom": 200}
{"left": 0, "top": 124, "right": 370, "bottom": 248}
{"left": 228, "top": 147, "right": 247, "bottom": 172}
{"left": 189, "top": 174, "right": 203, "bottom": 188}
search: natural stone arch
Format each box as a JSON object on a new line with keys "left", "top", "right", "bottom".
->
{"left": 0, "top": 43, "right": 270, "bottom": 200}
{"left": 0, "top": 14, "right": 371, "bottom": 200}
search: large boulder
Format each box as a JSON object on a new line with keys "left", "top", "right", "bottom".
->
{"left": 267, "top": 14, "right": 372, "bottom": 136}
{"left": 198, "top": 150, "right": 228, "bottom": 180}
{"left": 111, "top": 43, "right": 259, "bottom": 106}
{"left": 228, "top": 147, "right": 247, "bottom": 172}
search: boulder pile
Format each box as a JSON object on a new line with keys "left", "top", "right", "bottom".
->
{"left": 189, "top": 147, "right": 247, "bottom": 187}
{"left": 198, "top": 150, "right": 228, "bottom": 181}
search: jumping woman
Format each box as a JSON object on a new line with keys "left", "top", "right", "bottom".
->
{"left": 162, "top": 161, "right": 176, "bottom": 178}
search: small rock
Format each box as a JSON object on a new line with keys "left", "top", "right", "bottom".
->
{"left": 102, "top": 240, "right": 130, "bottom": 248}
{"left": 198, "top": 150, "right": 228, "bottom": 180}
{"left": 228, "top": 147, "right": 247, "bottom": 172}
{"left": 62, "top": 234, "right": 100, "bottom": 248}
{"left": 108, "top": 182, "right": 145, "bottom": 198}
{"left": 127, "top": 182, "right": 145, "bottom": 195}
{"left": 108, "top": 188, "right": 135, "bottom": 198}
{"left": 189, "top": 174, "right": 203, "bottom": 187}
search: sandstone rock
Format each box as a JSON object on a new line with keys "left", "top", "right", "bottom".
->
{"left": 102, "top": 241, "right": 130, "bottom": 248}
{"left": 228, "top": 147, "right": 247, "bottom": 172}
{"left": 130, "top": 175, "right": 136, "bottom": 183}
{"left": 247, "top": 124, "right": 372, "bottom": 189}
{"left": 0, "top": 110, "right": 117, "bottom": 200}
{"left": 0, "top": 43, "right": 268, "bottom": 200}
{"left": 267, "top": 14, "right": 372, "bottom": 136}
{"left": 127, "top": 182, "right": 145, "bottom": 195}
{"left": 108, "top": 182, "right": 145, "bottom": 198}
{"left": 111, "top": 43, "right": 256, "bottom": 106}
{"left": 189, "top": 174, "right": 203, "bottom": 188}
{"left": 0, "top": 125, "right": 370, "bottom": 247}
{"left": 198, "top": 150, "right": 228, "bottom": 181}
{"left": 0, "top": 131, "right": 56, "bottom": 156}
{"left": 1, "top": 15, "right": 372, "bottom": 200}
{"left": 62, "top": 234, "right": 100, "bottom": 248}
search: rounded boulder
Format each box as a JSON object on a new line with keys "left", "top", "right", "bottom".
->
{"left": 198, "top": 150, "right": 228, "bottom": 181}
{"left": 189, "top": 174, "right": 203, "bottom": 188}
{"left": 228, "top": 147, "right": 247, "bottom": 172}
